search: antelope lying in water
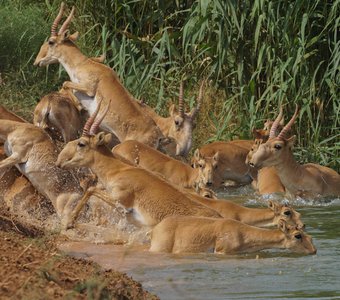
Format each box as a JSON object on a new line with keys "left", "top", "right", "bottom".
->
{"left": 137, "top": 81, "right": 204, "bottom": 157}
{"left": 246, "top": 127, "right": 285, "bottom": 195}
{"left": 34, "top": 3, "right": 163, "bottom": 148}
{"left": 150, "top": 216, "right": 316, "bottom": 254}
{"left": 187, "top": 196, "right": 304, "bottom": 229}
{"left": 112, "top": 140, "right": 217, "bottom": 194}
{"left": 192, "top": 140, "right": 253, "bottom": 187}
{"left": 56, "top": 103, "right": 221, "bottom": 229}
{"left": 249, "top": 106, "right": 340, "bottom": 198}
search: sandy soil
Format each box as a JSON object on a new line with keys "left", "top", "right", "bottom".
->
{"left": 0, "top": 213, "right": 159, "bottom": 300}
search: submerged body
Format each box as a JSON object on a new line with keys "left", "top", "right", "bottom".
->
{"left": 150, "top": 216, "right": 316, "bottom": 254}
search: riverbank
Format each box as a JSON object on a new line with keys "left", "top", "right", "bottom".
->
{"left": 0, "top": 213, "right": 158, "bottom": 300}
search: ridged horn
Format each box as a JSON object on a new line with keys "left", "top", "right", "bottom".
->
{"left": 269, "top": 106, "right": 283, "bottom": 139}
{"left": 277, "top": 104, "right": 299, "bottom": 140}
{"left": 58, "top": 6, "right": 75, "bottom": 35}
{"left": 51, "top": 2, "right": 65, "bottom": 37}
{"left": 191, "top": 80, "right": 205, "bottom": 120}
{"left": 82, "top": 100, "right": 102, "bottom": 136}
{"left": 178, "top": 81, "right": 184, "bottom": 117}
{"left": 89, "top": 100, "right": 111, "bottom": 135}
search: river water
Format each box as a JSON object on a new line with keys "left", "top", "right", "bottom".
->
{"left": 60, "top": 187, "right": 340, "bottom": 300}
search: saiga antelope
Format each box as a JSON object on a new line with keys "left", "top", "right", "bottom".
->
{"left": 137, "top": 81, "right": 204, "bottom": 157}
{"left": 249, "top": 105, "right": 340, "bottom": 198}
{"left": 56, "top": 104, "right": 221, "bottom": 229}
{"left": 187, "top": 195, "right": 304, "bottom": 229}
{"left": 150, "top": 216, "right": 316, "bottom": 254}
{"left": 34, "top": 88, "right": 85, "bottom": 142}
{"left": 112, "top": 140, "right": 218, "bottom": 193}
{"left": 0, "top": 119, "right": 83, "bottom": 224}
{"left": 192, "top": 141, "right": 253, "bottom": 187}
{"left": 246, "top": 122, "right": 285, "bottom": 195}
{"left": 34, "top": 3, "right": 163, "bottom": 148}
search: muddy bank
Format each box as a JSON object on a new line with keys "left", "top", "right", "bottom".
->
{"left": 0, "top": 213, "right": 159, "bottom": 300}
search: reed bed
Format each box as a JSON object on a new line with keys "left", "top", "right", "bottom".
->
{"left": 0, "top": 0, "right": 338, "bottom": 170}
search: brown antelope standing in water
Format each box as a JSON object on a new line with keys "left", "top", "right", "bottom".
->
{"left": 137, "top": 81, "right": 204, "bottom": 157}
{"left": 56, "top": 104, "right": 222, "bottom": 229}
{"left": 249, "top": 105, "right": 340, "bottom": 198}
{"left": 34, "top": 3, "right": 163, "bottom": 148}
{"left": 0, "top": 119, "right": 83, "bottom": 223}
{"left": 150, "top": 216, "right": 316, "bottom": 254}
{"left": 112, "top": 140, "right": 218, "bottom": 194}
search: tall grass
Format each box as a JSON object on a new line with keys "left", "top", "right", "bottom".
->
{"left": 0, "top": 0, "right": 339, "bottom": 170}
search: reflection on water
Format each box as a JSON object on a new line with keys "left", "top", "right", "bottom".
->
{"left": 60, "top": 188, "right": 340, "bottom": 300}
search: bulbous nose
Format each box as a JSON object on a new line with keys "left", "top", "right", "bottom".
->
{"left": 206, "top": 181, "right": 213, "bottom": 187}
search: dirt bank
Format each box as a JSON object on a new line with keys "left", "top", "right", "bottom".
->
{"left": 0, "top": 213, "right": 159, "bottom": 300}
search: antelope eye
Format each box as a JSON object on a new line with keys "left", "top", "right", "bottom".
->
{"left": 294, "top": 233, "right": 302, "bottom": 240}
{"left": 274, "top": 144, "right": 282, "bottom": 150}
{"left": 199, "top": 164, "right": 203, "bottom": 168}
{"left": 175, "top": 120, "right": 179, "bottom": 126}
{"left": 78, "top": 142, "right": 86, "bottom": 148}
{"left": 284, "top": 210, "right": 291, "bottom": 216}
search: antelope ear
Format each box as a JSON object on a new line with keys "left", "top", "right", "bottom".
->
{"left": 69, "top": 31, "right": 79, "bottom": 41}
{"left": 61, "top": 29, "right": 71, "bottom": 41}
{"left": 95, "top": 132, "right": 112, "bottom": 146}
{"left": 194, "top": 149, "right": 201, "bottom": 161}
{"left": 278, "top": 219, "right": 288, "bottom": 233}
{"left": 252, "top": 129, "right": 264, "bottom": 140}
{"left": 287, "top": 135, "right": 296, "bottom": 148}
{"left": 169, "top": 104, "right": 177, "bottom": 116}
{"left": 213, "top": 151, "right": 219, "bottom": 163}
{"left": 268, "top": 200, "right": 278, "bottom": 212}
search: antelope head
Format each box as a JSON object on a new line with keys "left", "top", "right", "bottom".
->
{"left": 248, "top": 105, "right": 298, "bottom": 169}
{"left": 168, "top": 81, "right": 205, "bottom": 156}
{"left": 34, "top": 2, "right": 79, "bottom": 67}
{"left": 56, "top": 101, "right": 111, "bottom": 169}
{"left": 245, "top": 114, "right": 285, "bottom": 165}
{"left": 193, "top": 148, "right": 219, "bottom": 187}
{"left": 277, "top": 219, "right": 316, "bottom": 254}
{"left": 268, "top": 200, "right": 304, "bottom": 229}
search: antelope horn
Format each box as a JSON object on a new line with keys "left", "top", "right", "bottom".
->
{"left": 89, "top": 100, "right": 111, "bottom": 135}
{"left": 58, "top": 6, "right": 75, "bottom": 35}
{"left": 178, "top": 81, "right": 184, "bottom": 117}
{"left": 51, "top": 2, "right": 65, "bottom": 37}
{"left": 82, "top": 100, "right": 102, "bottom": 136}
{"left": 191, "top": 80, "right": 205, "bottom": 120}
{"left": 277, "top": 104, "right": 299, "bottom": 140}
{"left": 269, "top": 106, "right": 284, "bottom": 139}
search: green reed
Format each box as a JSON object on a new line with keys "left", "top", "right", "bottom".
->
{"left": 0, "top": 0, "right": 338, "bottom": 170}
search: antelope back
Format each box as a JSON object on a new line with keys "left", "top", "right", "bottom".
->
{"left": 34, "top": 92, "right": 84, "bottom": 142}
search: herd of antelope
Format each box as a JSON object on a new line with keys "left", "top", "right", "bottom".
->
{"left": 2, "top": 3, "right": 340, "bottom": 256}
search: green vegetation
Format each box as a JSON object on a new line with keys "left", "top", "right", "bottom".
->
{"left": 0, "top": 0, "right": 339, "bottom": 170}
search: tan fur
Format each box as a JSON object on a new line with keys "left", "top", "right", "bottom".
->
{"left": 249, "top": 136, "right": 340, "bottom": 197}
{"left": 34, "top": 13, "right": 163, "bottom": 148}
{"left": 137, "top": 100, "right": 196, "bottom": 157}
{"left": 33, "top": 90, "right": 85, "bottom": 142}
{"left": 0, "top": 119, "right": 83, "bottom": 223}
{"left": 112, "top": 140, "right": 218, "bottom": 192}
{"left": 56, "top": 133, "right": 222, "bottom": 228}
{"left": 185, "top": 193, "right": 304, "bottom": 228}
{"left": 192, "top": 140, "right": 253, "bottom": 187}
{"left": 246, "top": 132, "right": 285, "bottom": 195}
{"left": 0, "top": 105, "right": 27, "bottom": 123}
{"left": 150, "top": 216, "right": 316, "bottom": 254}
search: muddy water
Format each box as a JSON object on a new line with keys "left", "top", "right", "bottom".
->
{"left": 60, "top": 187, "right": 340, "bottom": 300}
